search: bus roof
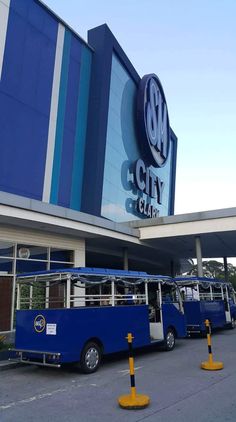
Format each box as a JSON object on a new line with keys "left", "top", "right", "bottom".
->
{"left": 174, "top": 276, "right": 228, "bottom": 285}
{"left": 16, "top": 267, "right": 173, "bottom": 284}
{"left": 17, "top": 267, "right": 147, "bottom": 278}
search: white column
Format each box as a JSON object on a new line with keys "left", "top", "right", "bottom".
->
{"left": 158, "top": 282, "right": 163, "bottom": 323}
{"left": 209, "top": 285, "right": 213, "bottom": 301}
{"left": 45, "top": 248, "right": 50, "bottom": 308}
{"left": 16, "top": 283, "right": 20, "bottom": 310}
{"left": 221, "top": 285, "right": 224, "bottom": 300}
{"left": 111, "top": 281, "right": 115, "bottom": 306}
{"left": 66, "top": 276, "right": 71, "bottom": 309}
{"left": 195, "top": 236, "right": 203, "bottom": 277}
{"left": 73, "top": 241, "right": 86, "bottom": 307}
{"left": 0, "top": 0, "right": 10, "bottom": 80}
{"left": 196, "top": 283, "right": 200, "bottom": 300}
{"left": 225, "top": 284, "right": 229, "bottom": 303}
{"left": 10, "top": 243, "right": 17, "bottom": 330}
{"left": 145, "top": 281, "right": 148, "bottom": 305}
{"left": 42, "top": 23, "right": 65, "bottom": 202}
{"left": 29, "top": 285, "right": 33, "bottom": 309}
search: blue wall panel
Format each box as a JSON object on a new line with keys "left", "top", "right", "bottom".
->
{"left": 58, "top": 36, "right": 82, "bottom": 208}
{"left": 0, "top": 0, "right": 92, "bottom": 207}
{"left": 101, "top": 54, "right": 175, "bottom": 222}
{"left": 82, "top": 24, "right": 177, "bottom": 220}
{"left": 0, "top": 93, "right": 50, "bottom": 198}
{"left": 0, "top": 2, "right": 57, "bottom": 199}
{"left": 10, "top": 0, "right": 30, "bottom": 18}
{"left": 50, "top": 29, "right": 71, "bottom": 205}
{"left": 1, "top": 7, "right": 27, "bottom": 97}
{"left": 101, "top": 55, "right": 140, "bottom": 222}
{"left": 70, "top": 46, "right": 92, "bottom": 210}
{"left": 0, "top": 2, "right": 176, "bottom": 220}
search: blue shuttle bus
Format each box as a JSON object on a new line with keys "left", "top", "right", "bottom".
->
{"left": 175, "top": 276, "right": 236, "bottom": 335}
{"left": 11, "top": 268, "right": 186, "bottom": 373}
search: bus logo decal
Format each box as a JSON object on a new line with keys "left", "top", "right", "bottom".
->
{"left": 34, "top": 315, "right": 46, "bottom": 333}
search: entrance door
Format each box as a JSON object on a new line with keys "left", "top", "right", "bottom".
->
{"left": 148, "top": 283, "right": 164, "bottom": 341}
{"left": 0, "top": 276, "right": 13, "bottom": 331}
{"left": 224, "top": 286, "right": 231, "bottom": 323}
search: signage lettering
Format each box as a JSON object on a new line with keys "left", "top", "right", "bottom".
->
{"left": 134, "top": 159, "right": 164, "bottom": 204}
{"left": 136, "top": 198, "right": 159, "bottom": 218}
{"left": 129, "top": 73, "right": 170, "bottom": 219}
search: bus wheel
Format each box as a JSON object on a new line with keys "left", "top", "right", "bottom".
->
{"left": 164, "top": 328, "right": 175, "bottom": 351}
{"left": 80, "top": 342, "right": 102, "bottom": 374}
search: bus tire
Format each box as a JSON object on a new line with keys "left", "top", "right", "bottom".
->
{"left": 80, "top": 342, "right": 102, "bottom": 374}
{"left": 164, "top": 328, "right": 175, "bottom": 351}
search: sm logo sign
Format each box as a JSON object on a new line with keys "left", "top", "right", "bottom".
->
{"left": 137, "top": 74, "right": 170, "bottom": 167}
{"left": 34, "top": 314, "right": 46, "bottom": 333}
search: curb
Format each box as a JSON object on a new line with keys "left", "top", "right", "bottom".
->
{"left": 0, "top": 350, "right": 10, "bottom": 360}
{"left": 0, "top": 360, "right": 22, "bottom": 371}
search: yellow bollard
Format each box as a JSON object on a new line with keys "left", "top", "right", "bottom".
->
{"left": 201, "top": 320, "right": 223, "bottom": 370}
{"left": 118, "top": 333, "right": 150, "bottom": 409}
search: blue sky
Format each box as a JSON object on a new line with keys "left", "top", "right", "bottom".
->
{"left": 44, "top": 0, "right": 236, "bottom": 215}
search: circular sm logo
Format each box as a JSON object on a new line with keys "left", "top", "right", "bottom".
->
{"left": 34, "top": 315, "right": 46, "bottom": 333}
{"left": 137, "top": 74, "right": 170, "bottom": 167}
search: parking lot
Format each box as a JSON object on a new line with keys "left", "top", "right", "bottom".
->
{"left": 0, "top": 329, "right": 236, "bottom": 422}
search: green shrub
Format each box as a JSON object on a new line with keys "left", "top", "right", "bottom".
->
{"left": 0, "top": 335, "right": 6, "bottom": 350}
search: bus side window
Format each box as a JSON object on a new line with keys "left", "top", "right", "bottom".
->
{"left": 126, "top": 289, "right": 134, "bottom": 305}
{"left": 156, "top": 290, "right": 161, "bottom": 308}
{"left": 115, "top": 286, "right": 125, "bottom": 305}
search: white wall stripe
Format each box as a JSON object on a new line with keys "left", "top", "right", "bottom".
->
{"left": 42, "top": 23, "right": 65, "bottom": 203}
{"left": 0, "top": 0, "right": 10, "bottom": 80}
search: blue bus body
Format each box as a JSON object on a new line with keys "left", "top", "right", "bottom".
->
{"left": 175, "top": 277, "right": 236, "bottom": 334}
{"left": 15, "top": 306, "right": 150, "bottom": 363}
{"left": 183, "top": 300, "right": 226, "bottom": 333}
{"left": 14, "top": 304, "right": 185, "bottom": 364}
{"left": 229, "top": 299, "right": 236, "bottom": 320}
{"left": 161, "top": 303, "right": 186, "bottom": 336}
{"left": 11, "top": 268, "right": 186, "bottom": 371}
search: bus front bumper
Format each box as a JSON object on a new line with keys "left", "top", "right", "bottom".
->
{"left": 9, "top": 348, "right": 61, "bottom": 368}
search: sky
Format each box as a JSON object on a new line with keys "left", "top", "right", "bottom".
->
{"left": 44, "top": 0, "right": 236, "bottom": 215}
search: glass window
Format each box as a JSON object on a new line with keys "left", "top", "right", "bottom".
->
{"left": 1, "top": 243, "right": 76, "bottom": 331}
{"left": 0, "top": 242, "right": 14, "bottom": 257}
{"left": 16, "top": 260, "right": 47, "bottom": 273}
{"left": 0, "top": 258, "right": 14, "bottom": 274}
{"left": 17, "top": 245, "right": 47, "bottom": 261}
{"left": 50, "top": 248, "right": 73, "bottom": 263}
{"left": 50, "top": 262, "right": 72, "bottom": 270}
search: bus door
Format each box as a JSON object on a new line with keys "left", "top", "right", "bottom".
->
{"left": 227, "top": 284, "right": 236, "bottom": 325}
{"left": 148, "top": 282, "right": 164, "bottom": 341}
{"left": 222, "top": 284, "right": 231, "bottom": 323}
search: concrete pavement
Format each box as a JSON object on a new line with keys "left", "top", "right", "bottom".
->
{"left": 0, "top": 329, "right": 235, "bottom": 421}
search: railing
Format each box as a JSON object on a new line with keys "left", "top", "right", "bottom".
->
{"left": 183, "top": 292, "right": 225, "bottom": 301}
{"left": 19, "top": 296, "right": 66, "bottom": 309}
{"left": 70, "top": 293, "right": 146, "bottom": 306}
{"left": 18, "top": 293, "right": 147, "bottom": 309}
{"left": 199, "top": 293, "right": 224, "bottom": 301}
{"left": 184, "top": 294, "right": 199, "bottom": 300}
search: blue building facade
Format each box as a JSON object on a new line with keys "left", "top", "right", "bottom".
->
{"left": 0, "top": 0, "right": 177, "bottom": 223}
